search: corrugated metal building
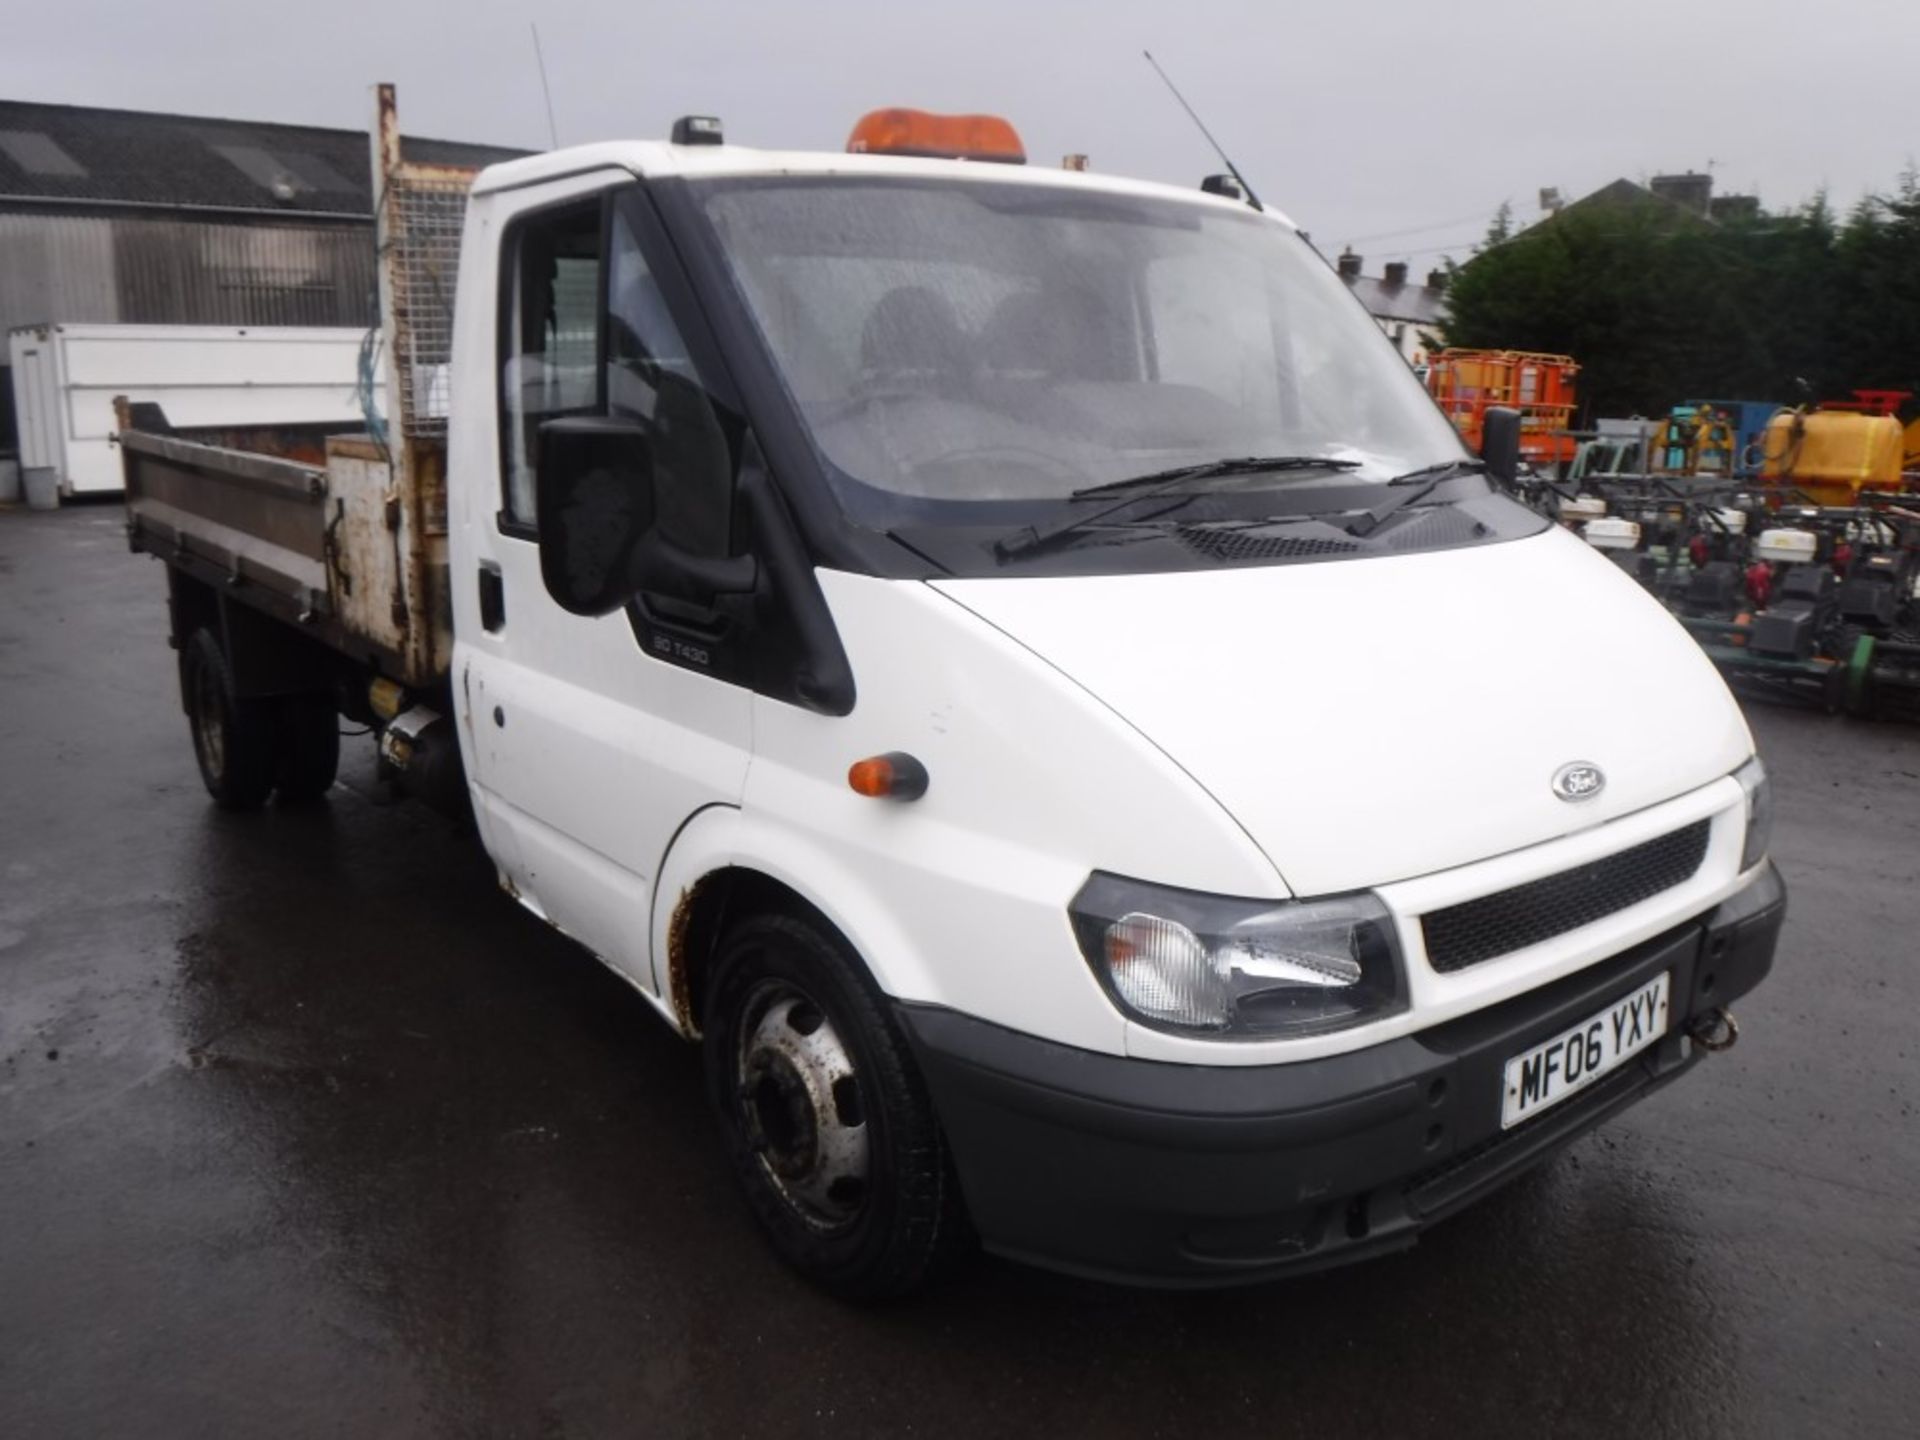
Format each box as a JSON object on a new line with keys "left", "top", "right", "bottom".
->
{"left": 0, "top": 99, "right": 524, "bottom": 455}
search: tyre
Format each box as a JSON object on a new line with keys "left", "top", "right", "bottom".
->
{"left": 180, "top": 627, "right": 276, "bottom": 811}
{"left": 703, "top": 912, "right": 968, "bottom": 1299}
{"left": 274, "top": 691, "right": 340, "bottom": 803}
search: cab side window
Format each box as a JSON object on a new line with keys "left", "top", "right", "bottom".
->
{"left": 605, "top": 205, "right": 736, "bottom": 558}
{"left": 498, "top": 192, "right": 739, "bottom": 557}
{"left": 499, "top": 200, "right": 603, "bottom": 530}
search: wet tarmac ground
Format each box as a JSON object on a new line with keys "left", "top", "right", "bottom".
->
{"left": 1, "top": 502, "right": 1916, "bottom": 1439}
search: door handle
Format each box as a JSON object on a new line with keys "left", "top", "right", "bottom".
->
{"left": 478, "top": 562, "right": 505, "bottom": 632}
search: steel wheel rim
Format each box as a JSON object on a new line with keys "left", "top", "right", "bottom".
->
{"left": 190, "top": 659, "right": 226, "bottom": 781}
{"left": 735, "top": 979, "right": 871, "bottom": 1230}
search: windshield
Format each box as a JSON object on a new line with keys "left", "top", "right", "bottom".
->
{"left": 695, "top": 176, "right": 1465, "bottom": 523}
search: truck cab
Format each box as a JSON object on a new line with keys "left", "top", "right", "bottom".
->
{"left": 129, "top": 104, "right": 1785, "bottom": 1296}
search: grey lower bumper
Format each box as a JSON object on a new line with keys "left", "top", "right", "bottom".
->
{"left": 900, "top": 863, "right": 1786, "bottom": 1288}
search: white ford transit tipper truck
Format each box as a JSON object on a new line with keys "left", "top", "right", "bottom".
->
{"left": 120, "top": 92, "right": 1784, "bottom": 1296}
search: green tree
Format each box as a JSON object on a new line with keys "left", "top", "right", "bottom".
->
{"left": 1479, "top": 201, "right": 1514, "bottom": 250}
{"left": 1438, "top": 177, "right": 1920, "bottom": 419}
{"left": 1443, "top": 200, "right": 1702, "bottom": 414}
{"left": 1833, "top": 173, "right": 1920, "bottom": 395}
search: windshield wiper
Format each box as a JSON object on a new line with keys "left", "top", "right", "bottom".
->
{"left": 1346, "top": 458, "right": 1486, "bottom": 537}
{"left": 1067, "top": 454, "right": 1362, "bottom": 499}
{"left": 996, "top": 455, "right": 1362, "bottom": 563}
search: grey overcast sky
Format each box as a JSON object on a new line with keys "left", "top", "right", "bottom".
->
{"left": 5, "top": 0, "right": 1916, "bottom": 265}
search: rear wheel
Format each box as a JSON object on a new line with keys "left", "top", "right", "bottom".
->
{"left": 703, "top": 912, "right": 968, "bottom": 1299}
{"left": 273, "top": 691, "right": 340, "bottom": 803}
{"left": 181, "top": 628, "right": 276, "bottom": 811}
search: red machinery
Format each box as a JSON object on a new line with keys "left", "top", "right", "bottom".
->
{"left": 1817, "top": 388, "right": 1910, "bottom": 416}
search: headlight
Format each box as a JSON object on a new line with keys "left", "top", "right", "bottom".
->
{"left": 1069, "top": 874, "right": 1407, "bottom": 1038}
{"left": 1734, "top": 755, "right": 1772, "bottom": 871}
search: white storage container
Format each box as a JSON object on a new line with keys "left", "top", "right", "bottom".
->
{"left": 6, "top": 323, "right": 377, "bottom": 498}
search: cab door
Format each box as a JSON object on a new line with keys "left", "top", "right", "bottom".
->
{"left": 453, "top": 177, "right": 753, "bottom": 996}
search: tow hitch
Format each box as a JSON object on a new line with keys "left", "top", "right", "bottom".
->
{"left": 1687, "top": 1007, "right": 1740, "bottom": 1052}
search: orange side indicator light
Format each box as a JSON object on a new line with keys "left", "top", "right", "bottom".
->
{"left": 846, "top": 108, "right": 1026, "bottom": 165}
{"left": 848, "top": 752, "right": 931, "bottom": 801}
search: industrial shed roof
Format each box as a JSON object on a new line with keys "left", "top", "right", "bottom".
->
{"left": 0, "top": 100, "right": 528, "bottom": 216}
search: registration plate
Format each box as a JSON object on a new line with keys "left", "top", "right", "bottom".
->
{"left": 1500, "top": 973, "right": 1670, "bottom": 1129}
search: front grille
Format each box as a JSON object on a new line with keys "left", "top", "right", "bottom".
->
{"left": 1421, "top": 819, "right": 1712, "bottom": 973}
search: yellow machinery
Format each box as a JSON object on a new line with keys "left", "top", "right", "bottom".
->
{"left": 1649, "top": 404, "right": 1739, "bottom": 477}
{"left": 1758, "top": 410, "right": 1905, "bottom": 506}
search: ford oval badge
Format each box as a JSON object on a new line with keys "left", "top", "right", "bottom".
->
{"left": 1553, "top": 761, "right": 1606, "bottom": 802}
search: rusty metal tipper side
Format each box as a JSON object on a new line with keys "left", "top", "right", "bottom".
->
{"left": 120, "top": 424, "right": 330, "bottom": 625}
{"left": 121, "top": 84, "right": 483, "bottom": 692}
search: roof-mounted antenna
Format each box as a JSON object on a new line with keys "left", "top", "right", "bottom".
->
{"left": 1142, "top": 49, "right": 1262, "bottom": 212}
{"left": 530, "top": 22, "right": 560, "bottom": 149}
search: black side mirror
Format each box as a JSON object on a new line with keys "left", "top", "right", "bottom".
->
{"left": 1481, "top": 406, "right": 1522, "bottom": 487}
{"left": 535, "top": 415, "right": 756, "bottom": 618}
{"left": 535, "top": 416, "right": 655, "bottom": 617}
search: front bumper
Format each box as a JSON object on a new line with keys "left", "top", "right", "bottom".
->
{"left": 900, "top": 862, "right": 1785, "bottom": 1288}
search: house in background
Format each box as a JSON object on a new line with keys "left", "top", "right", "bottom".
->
{"left": 1548, "top": 171, "right": 1761, "bottom": 228}
{"left": 1336, "top": 252, "right": 1449, "bottom": 368}
{"left": 1359, "top": 170, "right": 1762, "bottom": 384}
{"left": 0, "top": 99, "right": 525, "bottom": 460}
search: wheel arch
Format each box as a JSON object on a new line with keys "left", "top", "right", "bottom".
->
{"left": 168, "top": 568, "right": 342, "bottom": 702}
{"left": 652, "top": 807, "right": 938, "bottom": 1039}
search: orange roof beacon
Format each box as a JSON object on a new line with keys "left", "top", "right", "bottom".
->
{"left": 846, "top": 108, "right": 1027, "bottom": 165}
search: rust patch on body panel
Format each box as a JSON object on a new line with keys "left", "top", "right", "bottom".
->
{"left": 324, "top": 448, "right": 407, "bottom": 659}
{"left": 398, "top": 437, "right": 452, "bottom": 683}
{"left": 408, "top": 440, "right": 449, "bottom": 535}
{"left": 667, "top": 880, "right": 708, "bottom": 1038}
{"left": 327, "top": 435, "right": 387, "bottom": 463}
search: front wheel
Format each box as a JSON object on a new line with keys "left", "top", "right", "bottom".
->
{"left": 702, "top": 913, "right": 968, "bottom": 1299}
